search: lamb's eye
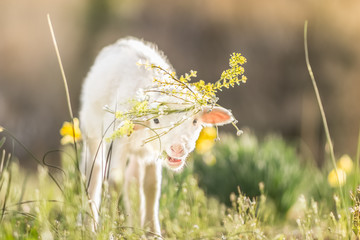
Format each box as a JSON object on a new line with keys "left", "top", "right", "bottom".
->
{"left": 153, "top": 118, "right": 160, "bottom": 124}
{"left": 193, "top": 119, "right": 198, "bottom": 125}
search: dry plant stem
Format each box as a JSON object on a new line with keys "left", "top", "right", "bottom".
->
{"left": 0, "top": 164, "right": 11, "bottom": 223}
{"left": 47, "top": 14, "right": 82, "bottom": 167}
{"left": 0, "top": 150, "right": 5, "bottom": 173}
{"left": 304, "top": 22, "right": 337, "bottom": 172}
{"left": 48, "top": 14, "right": 91, "bottom": 225}
{"left": 47, "top": 14, "right": 73, "bottom": 120}
{"left": 47, "top": 14, "right": 80, "bottom": 161}
{"left": 0, "top": 127, "right": 63, "bottom": 193}
{"left": 304, "top": 21, "right": 347, "bottom": 211}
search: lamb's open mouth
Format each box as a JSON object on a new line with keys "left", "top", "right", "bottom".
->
{"left": 167, "top": 155, "right": 183, "bottom": 168}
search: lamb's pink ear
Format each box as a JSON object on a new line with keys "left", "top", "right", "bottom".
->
{"left": 133, "top": 121, "right": 149, "bottom": 131}
{"left": 200, "top": 106, "right": 234, "bottom": 126}
{"left": 133, "top": 124, "right": 145, "bottom": 131}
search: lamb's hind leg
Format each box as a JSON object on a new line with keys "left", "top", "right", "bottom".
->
{"left": 140, "top": 161, "right": 162, "bottom": 236}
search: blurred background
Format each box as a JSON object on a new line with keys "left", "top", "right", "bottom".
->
{"left": 1, "top": 0, "right": 360, "bottom": 169}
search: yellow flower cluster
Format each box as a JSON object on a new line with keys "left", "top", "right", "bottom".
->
{"left": 132, "top": 100, "right": 149, "bottom": 115}
{"left": 110, "top": 120, "right": 135, "bottom": 139}
{"left": 59, "top": 118, "right": 82, "bottom": 145}
{"left": 219, "top": 52, "right": 247, "bottom": 87}
{"left": 106, "top": 52, "right": 247, "bottom": 142}
{"left": 148, "top": 52, "right": 247, "bottom": 106}
{"left": 327, "top": 154, "right": 353, "bottom": 187}
{"left": 193, "top": 53, "right": 247, "bottom": 103}
{"left": 179, "top": 70, "right": 197, "bottom": 84}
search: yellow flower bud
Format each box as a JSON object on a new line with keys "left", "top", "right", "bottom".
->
{"left": 328, "top": 168, "right": 347, "bottom": 188}
{"left": 195, "top": 127, "right": 217, "bottom": 154}
{"left": 196, "top": 139, "right": 215, "bottom": 154}
{"left": 200, "top": 127, "right": 217, "bottom": 139}
{"left": 336, "top": 154, "right": 353, "bottom": 174}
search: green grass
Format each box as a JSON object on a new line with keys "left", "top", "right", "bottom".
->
{"left": 0, "top": 134, "right": 359, "bottom": 239}
{"left": 193, "top": 133, "right": 331, "bottom": 220}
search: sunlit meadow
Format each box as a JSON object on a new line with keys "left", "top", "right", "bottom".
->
{"left": 1, "top": 22, "right": 360, "bottom": 239}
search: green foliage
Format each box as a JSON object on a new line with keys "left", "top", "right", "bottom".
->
{"left": 193, "top": 133, "right": 327, "bottom": 219}
{"left": 160, "top": 164, "right": 272, "bottom": 239}
{"left": 0, "top": 134, "right": 359, "bottom": 239}
{"left": 160, "top": 166, "right": 225, "bottom": 239}
{"left": 0, "top": 135, "right": 359, "bottom": 239}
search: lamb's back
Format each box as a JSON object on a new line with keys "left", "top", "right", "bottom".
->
{"left": 79, "top": 37, "right": 173, "bottom": 139}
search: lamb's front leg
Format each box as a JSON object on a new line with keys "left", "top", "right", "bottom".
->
{"left": 140, "top": 161, "right": 162, "bottom": 235}
{"left": 85, "top": 138, "right": 107, "bottom": 231}
{"left": 87, "top": 161, "right": 102, "bottom": 231}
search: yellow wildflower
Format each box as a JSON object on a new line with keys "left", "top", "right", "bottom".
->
{"left": 117, "top": 120, "right": 134, "bottom": 137}
{"left": 229, "top": 52, "right": 247, "bottom": 67}
{"left": 60, "top": 118, "right": 82, "bottom": 145}
{"left": 337, "top": 154, "right": 353, "bottom": 174}
{"left": 328, "top": 168, "right": 347, "bottom": 188}
{"left": 195, "top": 127, "right": 217, "bottom": 154}
{"left": 196, "top": 139, "right": 215, "bottom": 154}
{"left": 115, "top": 111, "right": 123, "bottom": 119}
{"left": 107, "top": 120, "right": 135, "bottom": 142}
{"left": 215, "top": 52, "right": 246, "bottom": 91}
{"left": 0, "top": 126, "right": 3, "bottom": 132}
{"left": 133, "top": 100, "right": 149, "bottom": 114}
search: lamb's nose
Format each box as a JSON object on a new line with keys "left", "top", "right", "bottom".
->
{"left": 170, "top": 144, "right": 185, "bottom": 157}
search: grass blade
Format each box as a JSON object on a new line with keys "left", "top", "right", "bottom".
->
{"left": 47, "top": 14, "right": 73, "bottom": 120}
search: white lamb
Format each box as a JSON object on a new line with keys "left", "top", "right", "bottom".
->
{"left": 79, "top": 37, "right": 234, "bottom": 235}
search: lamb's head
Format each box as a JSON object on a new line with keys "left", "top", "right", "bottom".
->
{"left": 108, "top": 52, "right": 246, "bottom": 169}
{"left": 142, "top": 106, "right": 234, "bottom": 171}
